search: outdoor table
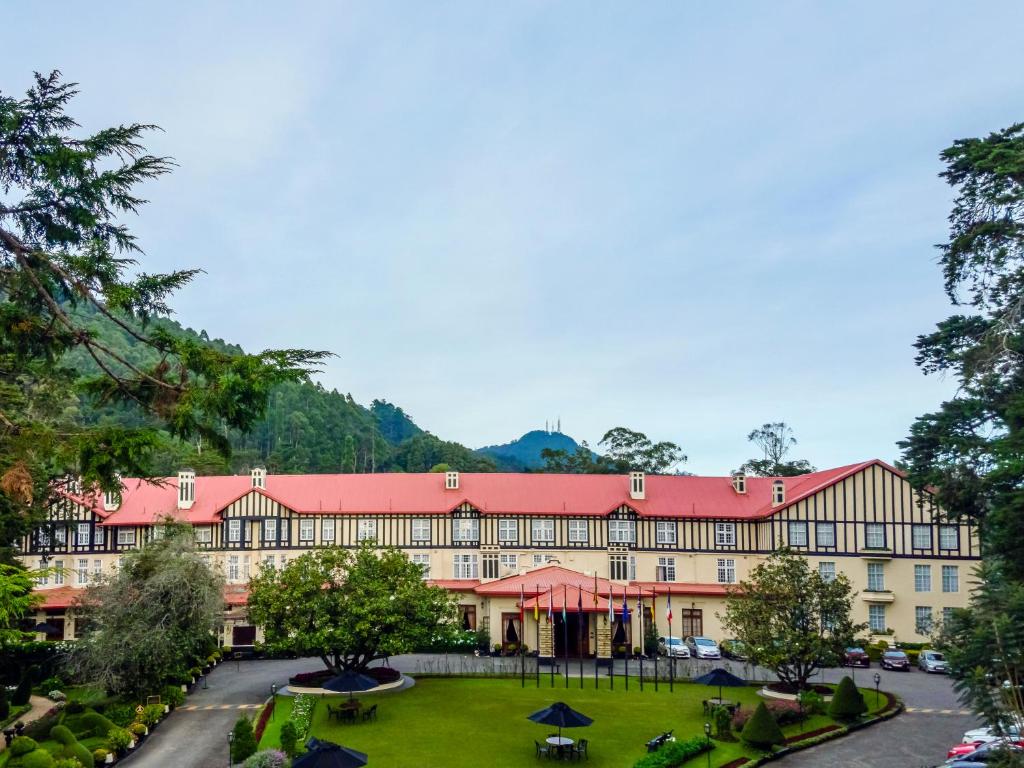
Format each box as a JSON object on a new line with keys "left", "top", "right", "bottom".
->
{"left": 546, "top": 736, "right": 574, "bottom": 760}
{"left": 339, "top": 700, "right": 361, "bottom": 723}
{"left": 703, "top": 698, "right": 738, "bottom": 715}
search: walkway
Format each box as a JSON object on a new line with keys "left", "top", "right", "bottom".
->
{"left": 0, "top": 696, "right": 57, "bottom": 753}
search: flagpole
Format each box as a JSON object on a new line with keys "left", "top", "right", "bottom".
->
{"left": 668, "top": 594, "right": 674, "bottom": 694}
{"left": 577, "top": 587, "right": 584, "bottom": 689}
{"left": 535, "top": 584, "right": 540, "bottom": 688}
{"left": 652, "top": 589, "right": 658, "bottom": 693}
{"left": 638, "top": 587, "right": 644, "bottom": 692}
{"left": 623, "top": 585, "right": 629, "bottom": 692}
{"left": 520, "top": 585, "right": 525, "bottom": 688}
{"left": 563, "top": 585, "right": 569, "bottom": 690}
{"left": 593, "top": 574, "right": 599, "bottom": 689}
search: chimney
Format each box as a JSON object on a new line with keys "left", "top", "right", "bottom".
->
{"left": 251, "top": 467, "right": 266, "bottom": 490}
{"left": 772, "top": 479, "right": 785, "bottom": 506}
{"left": 445, "top": 471, "right": 459, "bottom": 490}
{"left": 629, "top": 471, "right": 645, "bottom": 500}
{"left": 731, "top": 471, "right": 747, "bottom": 495}
{"left": 177, "top": 469, "right": 196, "bottom": 510}
{"left": 103, "top": 474, "right": 122, "bottom": 512}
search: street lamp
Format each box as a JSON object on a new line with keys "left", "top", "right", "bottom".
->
{"left": 227, "top": 731, "right": 234, "bottom": 768}
{"left": 271, "top": 684, "right": 278, "bottom": 719}
{"left": 703, "top": 721, "right": 711, "bottom": 767}
{"left": 873, "top": 671, "right": 881, "bottom": 708}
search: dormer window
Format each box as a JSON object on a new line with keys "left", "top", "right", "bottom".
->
{"left": 772, "top": 479, "right": 785, "bottom": 506}
{"left": 629, "top": 471, "right": 645, "bottom": 500}
{"left": 445, "top": 471, "right": 459, "bottom": 490}
{"left": 731, "top": 471, "right": 746, "bottom": 495}
{"left": 177, "top": 469, "right": 196, "bottom": 510}
{"left": 251, "top": 467, "right": 266, "bottom": 489}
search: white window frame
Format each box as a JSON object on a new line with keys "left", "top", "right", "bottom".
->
{"left": 227, "top": 555, "right": 240, "bottom": 582}
{"left": 92, "top": 559, "right": 102, "bottom": 581}
{"left": 411, "top": 553, "right": 430, "bottom": 579}
{"left": 914, "top": 564, "right": 931, "bottom": 592}
{"left": 357, "top": 519, "right": 377, "bottom": 542}
{"left": 656, "top": 521, "right": 677, "bottom": 545}
{"left": 411, "top": 518, "right": 431, "bottom": 543}
{"left": 717, "top": 558, "right": 736, "bottom": 584}
{"left": 227, "top": 519, "right": 241, "bottom": 543}
{"left": 453, "top": 553, "right": 478, "bottom": 579}
{"left": 864, "top": 523, "right": 886, "bottom": 549}
{"left": 609, "top": 554, "right": 629, "bottom": 581}
{"left": 714, "top": 522, "right": 735, "bottom": 546}
{"left": 656, "top": 556, "right": 676, "bottom": 582}
{"left": 942, "top": 565, "right": 959, "bottom": 593}
{"left": 608, "top": 519, "right": 636, "bottom": 544}
{"left": 37, "top": 560, "right": 48, "bottom": 585}
{"left": 818, "top": 561, "right": 836, "bottom": 582}
{"left": 500, "top": 553, "right": 519, "bottom": 571}
{"left": 77, "top": 523, "right": 91, "bottom": 546}
{"left": 915, "top": 606, "right": 933, "bottom": 634}
{"left": 532, "top": 519, "right": 555, "bottom": 543}
{"left": 321, "top": 519, "right": 335, "bottom": 542}
{"left": 533, "top": 554, "right": 556, "bottom": 566}
{"left": 869, "top": 604, "right": 886, "bottom": 633}
{"left": 299, "top": 519, "right": 315, "bottom": 542}
{"left": 497, "top": 519, "right": 518, "bottom": 543}
{"left": 194, "top": 527, "right": 212, "bottom": 543}
{"left": 943, "top": 607, "right": 956, "bottom": 626}
{"left": 53, "top": 559, "right": 64, "bottom": 586}
{"left": 867, "top": 562, "right": 885, "bottom": 591}
{"left": 453, "top": 519, "right": 479, "bottom": 542}
{"left": 788, "top": 521, "right": 808, "bottom": 547}
{"left": 939, "top": 525, "right": 959, "bottom": 551}
{"left": 482, "top": 553, "right": 499, "bottom": 579}
{"left": 76, "top": 558, "right": 89, "bottom": 585}
{"left": 816, "top": 522, "right": 836, "bottom": 548}
{"left": 568, "top": 519, "right": 588, "bottom": 543}
{"left": 263, "top": 519, "right": 278, "bottom": 542}
{"left": 912, "top": 524, "right": 932, "bottom": 550}
{"left": 117, "top": 529, "right": 136, "bottom": 546}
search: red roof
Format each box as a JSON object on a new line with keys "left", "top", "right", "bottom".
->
{"left": 36, "top": 586, "right": 84, "bottom": 609}
{"left": 630, "top": 581, "right": 732, "bottom": 597}
{"left": 474, "top": 565, "right": 645, "bottom": 598}
{"left": 91, "top": 460, "right": 893, "bottom": 526}
{"left": 426, "top": 579, "right": 480, "bottom": 591}
{"left": 522, "top": 586, "right": 615, "bottom": 613}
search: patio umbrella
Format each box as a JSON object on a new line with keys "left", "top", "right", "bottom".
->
{"left": 527, "top": 701, "right": 593, "bottom": 742}
{"left": 292, "top": 737, "right": 368, "bottom": 768}
{"left": 32, "top": 622, "right": 59, "bottom": 635}
{"left": 692, "top": 667, "right": 747, "bottom": 701}
{"left": 322, "top": 671, "right": 378, "bottom": 701}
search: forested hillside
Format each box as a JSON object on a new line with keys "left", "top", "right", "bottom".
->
{"left": 63, "top": 305, "right": 493, "bottom": 475}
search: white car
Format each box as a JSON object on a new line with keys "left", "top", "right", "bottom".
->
{"left": 963, "top": 722, "right": 1022, "bottom": 744}
{"left": 686, "top": 636, "right": 722, "bottom": 659}
{"left": 659, "top": 636, "right": 691, "bottom": 658}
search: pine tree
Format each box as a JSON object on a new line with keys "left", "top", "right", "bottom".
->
{"left": 828, "top": 675, "right": 867, "bottom": 722}
{"left": 230, "top": 715, "right": 258, "bottom": 763}
{"left": 740, "top": 701, "right": 785, "bottom": 749}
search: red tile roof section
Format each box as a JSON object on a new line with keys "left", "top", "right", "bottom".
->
{"left": 36, "top": 586, "right": 84, "bottom": 609}
{"left": 95, "top": 460, "right": 896, "bottom": 526}
{"left": 630, "top": 581, "right": 732, "bottom": 597}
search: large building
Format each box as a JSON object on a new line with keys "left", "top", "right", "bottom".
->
{"left": 20, "top": 460, "right": 978, "bottom": 656}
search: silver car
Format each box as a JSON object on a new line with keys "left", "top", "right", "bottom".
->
{"left": 686, "top": 636, "right": 722, "bottom": 659}
{"left": 658, "top": 636, "right": 691, "bottom": 658}
{"left": 919, "top": 650, "right": 949, "bottom": 673}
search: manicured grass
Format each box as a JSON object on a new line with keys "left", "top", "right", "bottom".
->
{"left": 257, "top": 677, "right": 889, "bottom": 768}
{"left": 257, "top": 694, "right": 295, "bottom": 751}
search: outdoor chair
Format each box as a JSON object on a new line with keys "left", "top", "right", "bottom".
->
{"left": 535, "top": 740, "right": 550, "bottom": 759}
{"left": 361, "top": 704, "right": 377, "bottom": 722}
{"left": 573, "top": 739, "right": 589, "bottom": 761}
{"left": 326, "top": 703, "right": 339, "bottom": 722}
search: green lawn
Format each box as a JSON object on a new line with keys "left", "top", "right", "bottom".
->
{"left": 259, "top": 677, "right": 889, "bottom": 768}
{"left": 257, "top": 694, "right": 295, "bottom": 751}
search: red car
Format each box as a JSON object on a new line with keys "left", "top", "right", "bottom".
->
{"left": 949, "top": 741, "right": 985, "bottom": 759}
{"left": 843, "top": 647, "right": 870, "bottom": 667}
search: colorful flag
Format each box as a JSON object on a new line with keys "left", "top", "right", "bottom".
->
{"left": 562, "top": 586, "right": 567, "bottom": 623}
{"left": 520, "top": 583, "right": 525, "bottom": 625}
{"left": 577, "top": 585, "right": 583, "bottom": 616}
{"left": 666, "top": 593, "right": 673, "bottom": 623}
{"left": 607, "top": 581, "right": 615, "bottom": 623}
{"left": 622, "top": 585, "right": 631, "bottom": 623}
{"left": 593, "top": 573, "right": 599, "bottom": 607}
{"left": 547, "top": 587, "right": 553, "bottom": 623}
{"left": 534, "top": 584, "right": 539, "bottom": 622}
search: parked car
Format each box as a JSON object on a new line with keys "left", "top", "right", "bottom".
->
{"left": 949, "top": 741, "right": 986, "bottom": 759}
{"left": 685, "top": 636, "right": 721, "bottom": 659}
{"left": 963, "top": 722, "right": 1023, "bottom": 744}
{"left": 945, "top": 742, "right": 1023, "bottom": 765}
{"left": 721, "top": 639, "right": 748, "bottom": 660}
{"left": 658, "top": 636, "right": 691, "bottom": 658}
{"left": 843, "top": 647, "right": 870, "bottom": 667}
{"left": 920, "top": 649, "right": 949, "bottom": 674}
{"left": 880, "top": 650, "right": 911, "bottom": 671}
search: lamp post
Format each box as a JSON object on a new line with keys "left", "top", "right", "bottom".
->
{"left": 703, "top": 721, "right": 711, "bottom": 767}
{"left": 271, "top": 684, "right": 278, "bottom": 720}
{"left": 227, "top": 731, "right": 234, "bottom": 768}
{"left": 873, "top": 672, "right": 881, "bottom": 708}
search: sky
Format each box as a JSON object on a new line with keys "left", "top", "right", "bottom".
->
{"left": 5, "top": 2, "right": 1024, "bottom": 474}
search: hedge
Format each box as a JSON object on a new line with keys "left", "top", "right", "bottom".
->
{"left": 632, "top": 736, "right": 713, "bottom": 768}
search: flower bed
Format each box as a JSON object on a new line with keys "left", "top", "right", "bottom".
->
{"left": 253, "top": 698, "right": 275, "bottom": 743}
{"left": 782, "top": 724, "right": 839, "bottom": 744}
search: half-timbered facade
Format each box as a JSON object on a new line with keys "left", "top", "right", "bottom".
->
{"left": 20, "top": 460, "right": 979, "bottom": 651}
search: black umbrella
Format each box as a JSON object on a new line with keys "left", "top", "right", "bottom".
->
{"left": 322, "top": 671, "right": 378, "bottom": 700}
{"left": 527, "top": 701, "right": 593, "bottom": 742}
{"left": 692, "top": 667, "right": 747, "bottom": 701}
{"left": 292, "top": 737, "right": 368, "bottom": 768}
{"left": 32, "top": 622, "right": 59, "bottom": 635}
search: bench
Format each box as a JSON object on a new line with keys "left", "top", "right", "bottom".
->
{"left": 645, "top": 730, "right": 674, "bottom": 752}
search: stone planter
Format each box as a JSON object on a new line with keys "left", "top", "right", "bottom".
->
{"left": 180, "top": 684, "right": 187, "bottom": 693}
{"left": 164, "top": 705, "right": 169, "bottom": 714}
{"left": 105, "top": 752, "right": 114, "bottom": 764}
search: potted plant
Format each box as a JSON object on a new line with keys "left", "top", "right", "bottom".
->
{"left": 492, "top": 643, "right": 502, "bottom": 657}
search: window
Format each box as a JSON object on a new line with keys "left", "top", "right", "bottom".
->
{"left": 55, "top": 526, "right": 66, "bottom": 545}
{"left": 357, "top": 519, "right": 377, "bottom": 542}
{"left": 864, "top": 523, "right": 886, "bottom": 549}
{"left": 609, "top": 554, "right": 630, "bottom": 581}
{"left": 608, "top": 519, "right": 636, "bottom": 544}
{"left": 717, "top": 558, "right": 736, "bottom": 584}
{"left": 788, "top": 521, "right": 808, "bottom": 547}
{"left": 533, "top": 554, "right": 556, "bottom": 567}
{"left": 532, "top": 519, "right": 555, "bottom": 543}
{"left": 411, "top": 553, "right": 430, "bottom": 579}
{"left": 816, "top": 523, "right": 836, "bottom": 548}
{"left": 454, "top": 554, "right": 478, "bottom": 579}
{"left": 656, "top": 557, "right": 676, "bottom": 582}
{"left": 943, "top": 607, "right": 956, "bottom": 626}
{"left": 915, "top": 606, "right": 933, "bottom": 634}
{"left": 914, "top": 564, "right": 931, "bottom": 592}
{"left": 869, "top": 604, "right": 886, "bottom": 633}
{"left": 322, "top": 519, "right": 335, "bottom": 542}
{"left": 37, "top": 560, "right": 48, "bottom": 585}
{"left": 411, "top": 519, "right": 431, "bottom": 543}
{"left": 263, "top": 555, "right": 275, "bottom": 571}
{"left": 818, "top": 561, "right": 836, "bottom": 582}
{"left": 453, "top": 518, "right": 479, "bottom": 542}
{"left": 568, "top": 519, "right": 589, "bottom": 543}
{"left": 93, "top": 560, "right": 101, "bottom": 581}
{"left": 939, "top": 525, "right": 959, "bottom": 551}
{"left": 53, "top": 560, "right": 64, "bottom": 586}
{"left": 228, "top": 555, "right": 239, "bottom": 582}
{"left": 912, "top": 525, "right": 932, "bottom": 550}
{"left": 498, "top": 519, "right": 518, "bottom": 543}
{"left": 714, "top": 523, "right": 735, "bottom": 546}
{"left": 500, "top": 553, "right": 518, "bottom": 571}
{"left": 867, "top": 562, "right": 885, "bottom": 591}
{"left": 77, "top": 523, "right": 91, "bottom": 546}
{"left": 299, "top": 519, "right": 315, "bottom": 542}
{"left": 36, "top": 527, "right": 51, "bottom": 548}
{"left": 942, "top": 565, "right": 959, "bottom": 593}
{"left": 117, "top": 529, "right": 136, "bottom": 545}
{"left": 263, "top": 519, "right": 278, "bottom": 542}
{"left": 656, "top": 521, "right": 677, "bottom": 545}
{"left": 194, "top": 527, "right": 212, "bottom": 543}
{"left": 482, "top": 553, "right": 499, "bottom": 579}
{"left": 150, "top": 525, "right": 163, "bottom": 541}
{"left": 76, "top": 558, "right": 89, "bottom": 585}
{"left": 227, "top": 519, "right": 241, "bottom": 543}
{"left": 279, "top": 554, "right": 287, "bottom": 569}
{"left": 772, "top": 481, "right": 785, "bottom": 505}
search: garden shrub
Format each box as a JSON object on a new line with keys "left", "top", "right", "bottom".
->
{"left": 279, "top": 720, "right": 299, "bottom": 757}
{"left": 140, "top": 703, "right": 163, "bottom": 727}
{"left": 713, "top": 705, "right": 733, "bottom": 739}
{"left": 52, "top": 724, "right": 78, "bottom": 744}
{"left": 230, "top": 715, "right": 258, "bottom": 764}
{"left": 54, "top": 759, "right": 85, "bottom": 768}
{"left": 79, "top": 712, "right": 117, "bottom": 738}
{"left": 10, "top": 736, "right": 39, "bottom": 757}
{"left": 740, "top": 701, "right": 785, "bottom": 750}
{"left": 50, "top": 724, "right": 94, "bottom": 768}
{"left": 289, "top": 694, "right": 315, "bottom": 736}
{"left": 162, "top": 685, "right": 185, "bottom": 708}
{"left": 65, "top": 701, "right": 85, "bottom": 715}
{"left": 905, "top": 650, "right": 921, "bottom": 665}
{"left": 92, "top": 749, "right": 108, "bottom": 764}
{"left": 20, "top": 749, "right": 56, "bottom": 768}
{"left": 243, "top": 750, "right": 288, "bottom": 768}
{"left": 188, "top": 667, "right": 203, "bottom": 680}
{"left": 48, "top": 691, "right": 66, "bottom": 702}
{"left": 12, "top": 675, "right": 32, "bottom": 705}
{"left": 631, "top": 736, "right": 713, "bottom": 768}
{"left": 828, "top": 676, "right": 867, "bottom": 722}
{"left": 731, "top": 699, "right": 802, "bottom": 730}
{"left": 105, "top": 704, "right": 134, "bottom": 728}
{"left": 106, "top": 727, "right": 132, "bottom": 753}
{"left": 40, "top": 676, "right": 64, "bottom": 692}
{"left": 24, "top": 709, "right": 61, "bottom": 740}
{"left": 799, "top": 690, "right": 825, "bottom": 716}
{"left": 206, "top": 655, "right": 218, "bottom": 666}
{"left": 0, "top": 684, "right": 9, "bottom": 720}
{"left": 129, "top": 723, "right": 147, "bottom": 737}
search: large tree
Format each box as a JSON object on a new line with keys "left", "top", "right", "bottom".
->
{"left": 540, "top": 428, "right": 686, "bottom": 474}
{"left": 719, "top": 549, "right": 864, "bottom": 691}
{"left": 0, "top": 72, "right": 327, "bottom": 556}
{"left": 0, "top": 563, "right": 43, "bottom": 646}
{"left": 899, "top": 122, "right": 1024, "bottom": 742}
{"left": 739, "top": 422, "right": 815, "bottom": 477}
{"left": 247, "top": 543, "right": 459, "bottom": 673}
{"left": 65, "top": 521, "right": 223, "bottom": 696}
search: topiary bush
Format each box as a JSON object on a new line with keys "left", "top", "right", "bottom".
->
{"left": 92, "top": 749, "right": 108, "bottom": 764}
{"left": 105, "top": 704, "right": 134, "bottom": 728}
{"left": 828, "top": 676, "right": 867, "bottom": 722}
{"left": 106, "top": 727, "right": 132, "bottom": 754}
{"left": 162, "top": 685, "right": 185, "bottom": 708}
{"left": 20, "top": 749, "right": 56, "bottom": 768}
{"left": 10, "top": 736, "right": 39, "bottom": 757}
{"left": 279, "top": 720, "right": 298, "bottom": 757}
{"left": 65, "top": 702, "right": 86, "bottom": 715}
{"left": 12, "top": 674, "right": 32, "bottom": 705}
{"left": 243, "top": 750, "right": 288, "bottom": 768}
{"left": 230, "top": 715, "right": 258, "bottom": 764}
{"left": 79, "top": 712, "right": 117, "bottom": 738}
{"left": 740, "top": 701, "right": 785, "bottom": 750}
{"left": 713, "top": 705, "right": 733, "bottom": 739}
{"left": 129, "top": 722, "right": 147, "bottom": 738}
{"left": 50, "top": 724, "right": 94, "bottom": 768}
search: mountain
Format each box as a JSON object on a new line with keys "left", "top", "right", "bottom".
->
{"left": 475, "top": 430, "right": 589, "bottom": 471}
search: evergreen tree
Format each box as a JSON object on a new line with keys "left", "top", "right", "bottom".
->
{"left": 230, "top": 715, "right": 258, "bottom": 764}
{"left": 740, "top": 701, "right": 784, "bottom": 749}
{"left": 828, "top": 675, "right": 867, "bottom": 721}
{"left": 278, "top": 720, "right": 298, "bottom": 757}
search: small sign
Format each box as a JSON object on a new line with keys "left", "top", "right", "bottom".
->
{"left": 146, "top": 695, "right": 161, "bottom": 706}
{"left": 135, "top": 705, "right": 144, "bottom": 715}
